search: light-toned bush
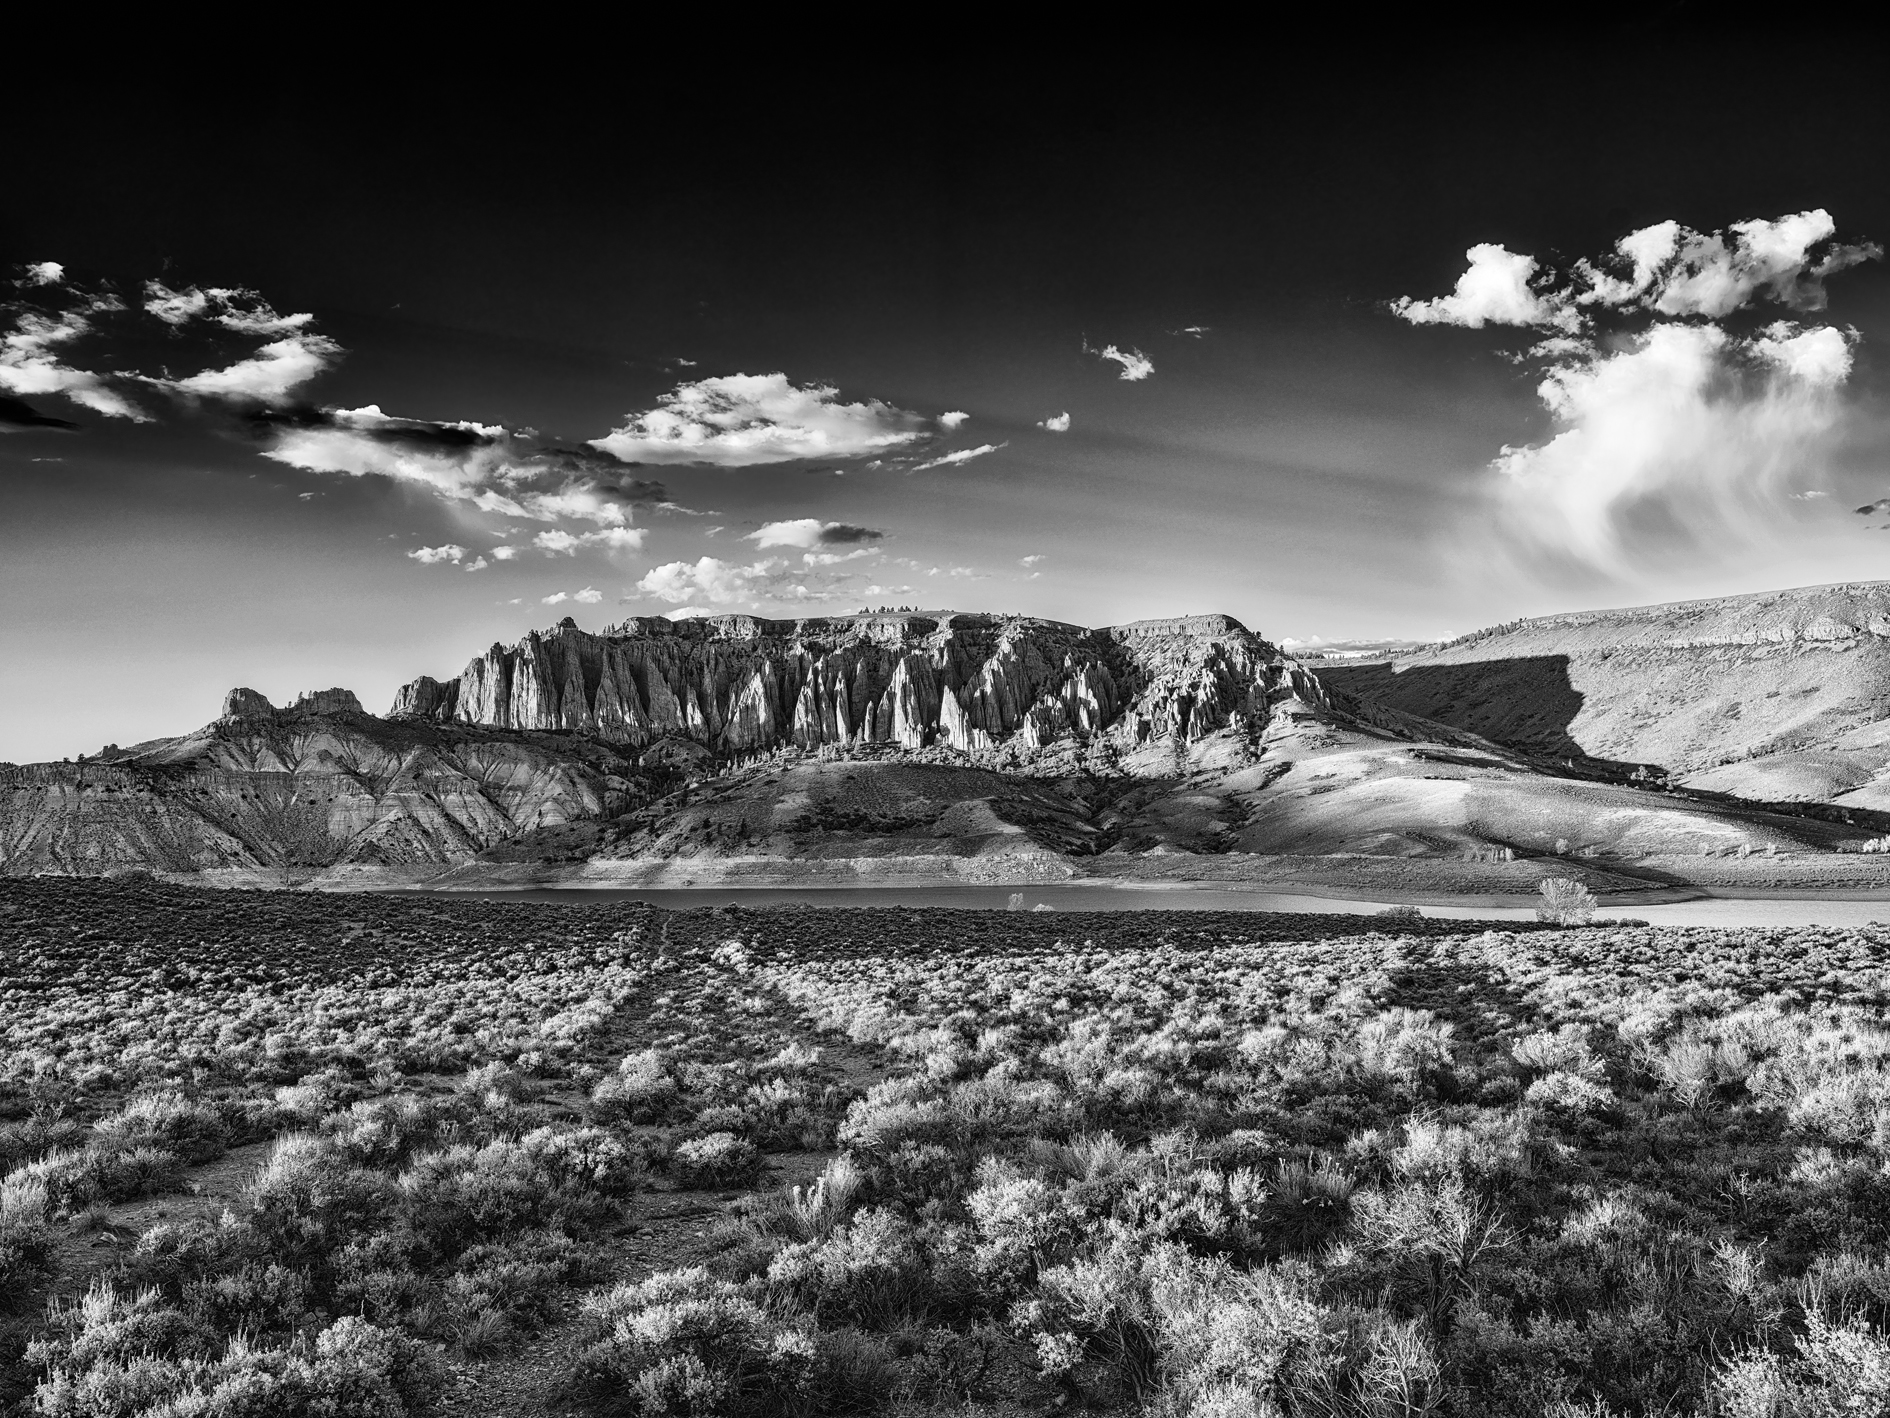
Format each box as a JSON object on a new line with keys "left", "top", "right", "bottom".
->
{"left": 670, "top": 1132, "right": 763, "bottom": 1190}
{"left": 1536, "top": 877, "right": 1598, "bottom": 925}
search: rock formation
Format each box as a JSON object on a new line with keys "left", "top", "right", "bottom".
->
{"left": 388, "top": 611, "right": 1321, "bottom": 758}
{"left": 1318, "top": 581, "right": 1890, "bottom": 806}
{"left": 1, "top": 694, "right": 641, "bottom": 877}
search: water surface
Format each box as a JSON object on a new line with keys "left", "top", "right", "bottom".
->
{"left": 394, "top": 883, "right": 1890, "bottom": 928}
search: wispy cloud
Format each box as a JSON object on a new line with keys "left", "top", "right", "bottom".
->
{"left": 1019, "top": 554, "right": 1045, "bottom": 567}
{"left": 162, "top": 334, "right": 341, "bottom": 405}
{"left": 263, "top": 405, "right": 666, "bottom": 531}
{"left": 591, "top": 373, "right": 930, "bottom": 466}
{"left": 912, "top": 442, "right": 1005, "bottom": 472}
{"left": 0, "top": 302, "right": 150, "bottom": 421}
{"left": 142, "top": 282, "right": 316, "bottom": 336}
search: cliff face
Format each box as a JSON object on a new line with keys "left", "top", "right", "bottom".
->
{"left": 0, "top": 690, "right": 641, "bottom": 876}
{"left": 389, "top": 611, "right": 1320, "bottom": 757}
{"left": 1319, "top": 581, "right": 1890, "bottom": 804}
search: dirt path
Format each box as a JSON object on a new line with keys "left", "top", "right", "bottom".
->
{"left": 439, "top": 972, "right": 892, "bottom": 1417}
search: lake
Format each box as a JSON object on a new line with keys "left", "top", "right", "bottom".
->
{"left": 393, "top": 882, "right": 1890, "bottom": 928}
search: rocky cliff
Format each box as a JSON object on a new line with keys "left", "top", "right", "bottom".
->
{"left": 1319, "top": 581, "right": 1890, "bottom": 806}
{"left": 0, "top": 689, "right": 643, "bottom": 876}
{"left": 16, "top": 599, "right": 1874, "bottom": 887}
{"left": 389, "top": 611, "right": 1327, "bottom": 758}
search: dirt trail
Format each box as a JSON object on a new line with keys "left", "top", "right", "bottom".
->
{"left": 440, "top": 973, "right": 892, "bottom": 1417}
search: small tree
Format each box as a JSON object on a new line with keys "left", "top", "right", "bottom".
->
{"left": 1535, "top": 877, "right": 1597, "bottom": 926}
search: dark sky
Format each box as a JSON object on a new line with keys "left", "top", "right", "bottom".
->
{"left": 7, "top": 48, "right": 1890, "bottom": 761}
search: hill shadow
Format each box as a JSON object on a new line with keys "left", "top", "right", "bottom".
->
{"left": 1317, "top": 656, "right": 1593, "bottom": 761}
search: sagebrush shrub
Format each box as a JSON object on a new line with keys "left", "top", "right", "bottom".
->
{"left": 92, "top": 1092, "right": 227, "bottom": 1164}
{"left": 671, "top": 1132, "right": 764, "bottom": 1190}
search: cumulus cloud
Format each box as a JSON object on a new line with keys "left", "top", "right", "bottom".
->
{"left": 23, "top": 263, "right": 63, "bottom": 287}
{"left": 1392, "top": 244, "right": 1579, "bottom": 331}
{"left": 636, "top": 557, "right": 783, "bottom": 604}
{"left": 408, "top": 544, "right": 468, "bottom": 565}
{"left": 1395, "top": 210, "right": 1878, "bottom": 334}
{"left": 532, "top": 527, "right": 647, "bottom": 555}
{"left": 938, "top": 411, "right": 970, "bottom": 429}
{"left": 745, "top": 519, "right": 885, "bottom": 549}
{"left": 490, "top": 545, "right": 521, "bottom": 561}
{"left": 1020, "top": 554, "right": 1045, "bottom": 567}
{"left": 633, "top": 555, "right": 857, "bottom": 606}
{"left": 912, "top": 442, "right": 1005, "bottom": 472}
{"left": 464, "top": 556, "right": 489, "bottom": 572}
{"left": 542, "top": 591, "right": 569, "bottom": 604}
{"left": 1037, "top": 411, "right": 1071, "bottom": 432}
{"left": 1394, "top": 211, "right": 1881, "bottom": 580}
{"left": 590, "top": 373, "right": 928, "bottom": 466}
{"left": 1095, "top": 344, "right": 1154, "bottom": 381}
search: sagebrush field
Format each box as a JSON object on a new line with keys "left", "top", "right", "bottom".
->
{"left": 3, "top": 879, "right": 1889, "bottom": 1416}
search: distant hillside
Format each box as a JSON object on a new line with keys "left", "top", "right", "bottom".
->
{"left": 5, "top": 605, "right": 1882, "bottom": 887}
{"left": 1320, "top": 582, "right": 1890, "bottom": 806}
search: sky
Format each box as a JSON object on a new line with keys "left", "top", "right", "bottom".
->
{"left": 6, "top": 51, "right": 1890, "bottom": 763}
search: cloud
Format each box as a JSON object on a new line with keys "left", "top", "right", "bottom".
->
{"left": 1037, "top": 411, "right": 1071, "bottom": 432}
{"left": 542, "top": 591, "right": 569, "bottom": 605}
{"left": 1395, "top": 212, "right": 1880, "bottom": 581}
{"left": 531, "top": 527, "right": 647, "bottom": 555}
{"left": 1396, "top": 211, "right": 1880, "bottom": 334}
{"left": 636, "top": 557, "right": 785, "bottom": 604}
{"left": 0, "top": 306, "right": 149, "bottom": 421}
{"left": 1019, "top": 554, "right": 1045, "bottom": 567}
{"left": 263, "top": 405, "right": 667, "bottom": 528}
{"left": 1491, "top": 321, "right": 1857, "bottom": 574}
{"left": 802, "top": 547, "right": 879, "bottom": 567}
{"left": 1855, "top": 500, "right": 1890, "bottom": 517}
{"left": 1392, "top": 244, "right": 1578, "bottom": 331}
{"left": 490, "top": 545, "right": 520, "bottom": 561}
{"left": 911, "top": 442, "right": 1005, "bottom": 472}
{"left": 938, "top": 411, "right": 970, "bottom": 429}
{"left": 745, "top": 518, "right": 885, "bottom": 549}
{"left": 573, "top": 586, "right": 603, "bottom": 604}
{"left": 464, "top": 556, "right": 489, "bottom": 572}
{"left": 408, "top": 544, "right": 468, "bottom": 565}
{"left": 163, "top": 334, "right": 341, "bottom": 404}
{"left": 1172, "top": 326, "right": 1208, "bottom": 338}
{"left": 590, "top": 373, "right": 928, "bottom": 466}
{"left": 142, "top": 282, "right": 315, "bottom": 336}
{"left": 633, "top": 555, "right": 856, "bottom": 606}
{"left": 1093, "top": 343, "right": 1154, "bottom": 380}
{"left": 23, "top": 263, "right": 63, "bottom": 287}
{"left": 1792, "top": 490, "right": 1830, "bottom": 501}
{"left": 0, "top": 394, "right": 79, "bottom": 432}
